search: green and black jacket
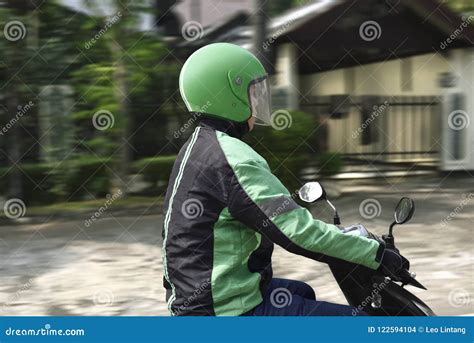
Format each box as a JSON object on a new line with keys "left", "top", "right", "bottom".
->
{"left": 162, "top": 118, "right": 384, "bottom": 316}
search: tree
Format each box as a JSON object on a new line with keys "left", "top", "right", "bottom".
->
{"left": 440, "top": 0, "right": 474, "bottom": 16}
{"left": 1, "top": 0, "right": 42, "bottom": 198}
{"left": 82, "top": 0, "right": 148, "bottom": 195}
{"left": 268, "top": 0, "right": 302, "bottom": 16}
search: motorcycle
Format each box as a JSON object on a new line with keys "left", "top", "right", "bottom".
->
{"left": 298, "top": 181, "right": 436, "bottom": 316}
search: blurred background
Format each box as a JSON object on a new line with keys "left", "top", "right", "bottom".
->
{"left": 0, "top": 0, "right": 472, "bottom": 316}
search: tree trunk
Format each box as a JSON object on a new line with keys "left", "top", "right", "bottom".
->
{"left": 110, "top": 1, "right": 132, "bottom": 196}
{"left": 253, "top": 0, "right": 268, "bottom": 70}
{"left": 5, "top": 19, "right": 24, "bottom": 199}
{"left": 110, "top": 38, "right": 132, "bottom": 195}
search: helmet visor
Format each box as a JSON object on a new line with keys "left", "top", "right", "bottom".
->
{"left": 249, "top": 77, "right": 272, "bottom": 126}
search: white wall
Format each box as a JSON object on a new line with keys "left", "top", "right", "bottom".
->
{"left": 441, "top": 48, "right": 474, "bottom": 170}
{"left": 299, "top": 52, "right": 450, "bottom": 97}
{"left": 175, "top": 0, "right": 253, "bottom": 27}
{"left": 294, "top": 53, "right": 453, "bottom": 160}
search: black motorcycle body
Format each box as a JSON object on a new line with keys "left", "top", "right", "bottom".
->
{"left": 329, "top": 259, "right": 435, "bottom": 316}
{"left": 298, "top": 182, "right": 436, "bottom": 316}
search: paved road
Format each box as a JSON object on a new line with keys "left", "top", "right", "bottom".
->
{"left": 0, "top": 176, "right": 472, "bottom": 316}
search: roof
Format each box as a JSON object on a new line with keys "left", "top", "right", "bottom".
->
{"left": 58, "top": 0, "right": 155, "bottom": 31}
{"left": 183, "top": 0, "right": 474, "bottom": 73}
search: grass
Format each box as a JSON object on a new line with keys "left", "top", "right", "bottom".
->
{"left": 0, "top": 196, "right": 163, "bottom": 218}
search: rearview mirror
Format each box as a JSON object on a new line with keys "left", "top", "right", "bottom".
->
{"left": 298, "top": 182, "right": 326, "bottom": 203}
{"left": 394, "top": 197, "right": 415, "bottom": 225}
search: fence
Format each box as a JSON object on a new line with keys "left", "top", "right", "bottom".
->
{"left": 300, "top": 95, "right": 441, "bottom": 166}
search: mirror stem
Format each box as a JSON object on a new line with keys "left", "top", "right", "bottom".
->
{"left": 389, "top": 221, "right": 395, "bottom": 237}
{"left": 326, "top": 200, "right": 341, "bottom": 225}
{"left": 384, "top": 222, "right": 396, "bottom": 249}
{"left": 326, "top": 199, "right": 336, "bottom": 212}
{"left": 333, "top": 212, "right": 341, "bottom": 225}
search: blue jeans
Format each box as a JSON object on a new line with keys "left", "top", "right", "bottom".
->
{"left": 246, "top": 278, "right": 367, "bottom": 316}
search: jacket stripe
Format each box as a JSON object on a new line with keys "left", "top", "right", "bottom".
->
{"left": 162, "top": 126, "right": 201, "bottom": 314}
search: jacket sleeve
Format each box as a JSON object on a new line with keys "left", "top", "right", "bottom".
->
{"left": 227, "top": 158, "right": 384, "bottom": 270}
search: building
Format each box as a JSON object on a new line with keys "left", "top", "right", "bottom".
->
{"left": 181, "top": 0, "right": 474, "bottom": 172}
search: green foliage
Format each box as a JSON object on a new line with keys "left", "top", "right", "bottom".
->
{"left": 0, "top": 158, "right": 111, "bottom": 205}
{"left": 0, "top": 164, "right": 55, "bottom": 205}
{"left": 317, "top": 152, "right": 343, "bottom": 176}
{"left": 51, "top": 156, "right": 111, "bottom": 200}
{"left": 440, "top": 0, "right": 474, "bottom": 16}
{"left": 268, "top": 0, "right": 304, "bottom": 15}
{"left": 131, "top": 156, "right": 176, "bottom": 191}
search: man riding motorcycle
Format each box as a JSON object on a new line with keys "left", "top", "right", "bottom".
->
{"left": 162, "top": 42, "right": 408, "bottom": 316}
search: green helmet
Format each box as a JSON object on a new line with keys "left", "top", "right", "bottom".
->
{"left": 179, "top": 43, "right": 272, "bottom": 124}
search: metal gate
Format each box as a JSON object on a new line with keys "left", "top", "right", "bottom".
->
{"left": 300, "top": 95, "right": 441, "bottom": 166}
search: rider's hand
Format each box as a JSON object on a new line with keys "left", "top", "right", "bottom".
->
{"left": 341, "top": 223, "right": 370, "bottom": 236}
{"left": 341, "top": 224, "right": 383, "bottom": 243}
{"left": 379, "top": 248, "right": 410, "bottom": 276}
